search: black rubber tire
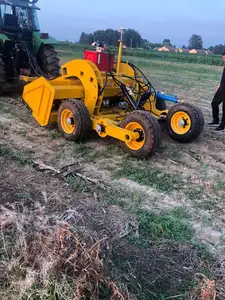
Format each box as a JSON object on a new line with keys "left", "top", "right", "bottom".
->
{"left": 0, "top": 54, "right": 5, "bottom": 83}
{"left": 166, "top": 103, "right": 204, "bottom": 143}
{"left": 119, "top": 110, "right": 161, "bottom": 158}
{"left": 195, "top": 106, "right": 205, "bottom": 133}
{"left": 155, "top": 97, "right": 167, "bottom": 111}
{"left": 148, "top": 111, "right": 162, "bottom": 149}
{"left": 57, "top": 99, "right": 92, "bottom": 141}
{"left": 38, "top": 44, "right": 60, "bottom": 77}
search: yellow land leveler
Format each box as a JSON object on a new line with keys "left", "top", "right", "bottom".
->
{"left": 22, "top": 29, "right": 204, "bottom": 158}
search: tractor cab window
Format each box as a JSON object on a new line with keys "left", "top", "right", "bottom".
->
{"left": 0, "top": 4, "right": 39, "bottom": 31}
{"left": 28, "top": 9, "right": 40, "bottom": 31}
{"left": 1, "top": 4, "right": 12, "bottom": 16}
{"left": 15, "top": 6, "right": 29, "bottom": 28}
{"left": 15, "top": 7, "right": 40, "bottom": 31}
{"left": 0, "top": 4, "right": 19, "bottom": 29}
{"left": 0, "top": 4, "right": 13, "bottom": 24}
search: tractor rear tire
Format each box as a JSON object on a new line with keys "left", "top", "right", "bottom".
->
{"left": 38, "top": 44, "right": 60, "bottom": 78}
{"left": 57, "top": 99, "right": 92, "bottom": 141}
{"left": 0, "top": 54, "right": 5, "bottom": 83}
{"left": 166, "top": 103, "right": 204, "bottom": 143}
{"left": 119, "top": 110, "right": 161, "bottom": 158}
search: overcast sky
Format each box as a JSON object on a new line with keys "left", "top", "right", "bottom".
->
{"left": 37, "top": 0, "right": 225, "bottom": 47}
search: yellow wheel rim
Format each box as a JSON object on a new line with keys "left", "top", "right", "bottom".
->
{"left": 171, "top": 111, "right": 191, "bottom": 135}
{"left": 60, "top": 109, "right": 75, "bottom": 134}
{"left": 125, "top": 122, "right": 145, "bottom": 150}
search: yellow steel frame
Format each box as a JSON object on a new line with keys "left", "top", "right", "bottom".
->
{"left": 92, "top": 117, "right": 139, "bottom": 142}
{"left": 22, "top": 38, "right": 168, "bottom": 144}
{"left": 144, "top": 94, "right": 168, "bottom": 117}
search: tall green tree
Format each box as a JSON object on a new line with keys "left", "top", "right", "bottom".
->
{"left": 188, "top": 34, "right": 203, "bottom": 49}
{"left": 208, "top": 46, "right": 214, "bottom": 52}
{"left": 105, "top": 29, "right": 120, "bottom": 46}
{"left": 79, "top": 28, "right": 143, "bottom": 48}
{"left": 79, "top": 32, "right": 93, "bottom": 44}
{"left": 123, "top": 29, "right": 142, "bottom": 48}
{"left": 93, "top": 30, "right": 106, "bottom": 43}
{"left": 163, "top": 39, "right": 172, "bottom": 47}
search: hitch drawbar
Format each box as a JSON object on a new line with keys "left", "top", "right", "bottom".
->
{"left": 157, "top": 92, "right": 180, "bottom": 103}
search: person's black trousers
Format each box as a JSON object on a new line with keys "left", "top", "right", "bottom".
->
{"left": 211, "top": 88, "right": 225, "bottom": 126}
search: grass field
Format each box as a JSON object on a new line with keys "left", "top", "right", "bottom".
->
{"left": 1, "top": 52, "right": 225, "bottom": 299}
{"left": 56, "top": 43, "right": 225, "bottom": 66}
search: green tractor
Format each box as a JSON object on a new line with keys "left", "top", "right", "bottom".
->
{"left": 0, "top": 0, "right": 60, "bottom": 83}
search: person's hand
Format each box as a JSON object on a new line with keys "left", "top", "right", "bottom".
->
{"left": 217, "top": 83, "right": 220, "bottom": 91}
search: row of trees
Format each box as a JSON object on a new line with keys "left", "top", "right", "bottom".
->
{"left": 79, "top": 29, "right": 179, "bottom": 49}
{"left": 159, "top": 35, "right": 203, "bottom": 50}
{"left": 79, "top": 30, "right": 205, "bottom": 50}
{"left": 79, "top": 30, "right": 203, "bottom": 50}
{"left": 79, "top": 30, "right": 225, "bottom": 54}
{"left": 163, "top": 36, "right": 225, "bottom": 54}
{"left": 186, "top": 36, "right": 225, "bottom": 54}
{"left": 208, "top": 44, "right": 225, "bottom": 54}
{"left": 79, "top": 29, "right": 142, "bottom": 48}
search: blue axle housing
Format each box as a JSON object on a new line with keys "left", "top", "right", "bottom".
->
{"left": 156, "top": 92, "right": 180, "bottom": 103}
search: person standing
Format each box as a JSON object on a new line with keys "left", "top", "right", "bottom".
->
{"left": 208, "top": 51, "right": 225, "bottom": 132}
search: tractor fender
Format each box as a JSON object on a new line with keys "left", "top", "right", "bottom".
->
{"left": 33, "top": 32, "right": 58, "bottom": 55}
{"left": 0, "top": 34, "right": 9, "bottom": 41}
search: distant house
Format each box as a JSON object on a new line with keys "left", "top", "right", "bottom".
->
{"left": 189, "top": 49, "right": 198, "bottom": 54}
{"left": 176, "top": 48, "right": 212, "bottom": 55}
{"left": 189, "top": 49, "right": 209, "bottom": 54}
{"left": 158, "top": 46, "right": 176, "bottom": 52}
{"left": 158, "top": 46, "right": 169, "bottom": 52}
{"left": 176, "top": 48, "right": 190, "bottom": 53}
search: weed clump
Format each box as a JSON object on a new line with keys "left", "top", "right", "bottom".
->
{"left": 0, "top": 204, "right": 125, "bottom": 300}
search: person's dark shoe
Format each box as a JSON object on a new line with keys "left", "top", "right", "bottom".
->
{"left": 214, "top": 125, "right": 225, "bottom": 132}
{"left": 208, "top": 121, "right": 219, "bottom": 126}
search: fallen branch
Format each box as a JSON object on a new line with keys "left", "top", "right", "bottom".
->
{"left": 70, "top": 172, "right": 106, "bottom": 190}
{"left": 164, "top": 294, "right": 186, "bottom": 300}
{"left": 33, "top": 160, "right": 61, "bottom": 174}
{"left": 33, "top": 160, "right": 106, "bottom": 189}
{"left": 168, "top": 159, "right": 180, "bottom": 165}
{"left": 60, "top": 161, "right": 82, "bottom": 172}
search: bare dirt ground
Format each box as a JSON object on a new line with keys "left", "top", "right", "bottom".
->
{"left": 1, "top": 59, "right": 225, "bottom": 299}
